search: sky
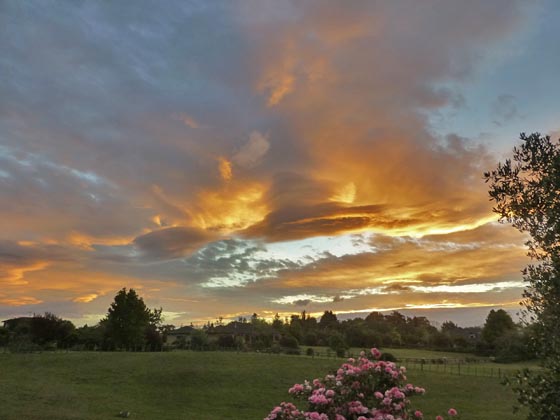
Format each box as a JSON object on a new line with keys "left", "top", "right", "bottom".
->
{"left": 1, "top": 0, "right": 559, "bottom": 327}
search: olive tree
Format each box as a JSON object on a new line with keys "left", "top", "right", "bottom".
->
{"left": 484, "top": 132, "right": 560, "bottom": 418}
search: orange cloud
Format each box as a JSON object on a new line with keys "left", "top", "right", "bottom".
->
{"left": 218, "top": 157, "right": 233, "bottom": 181}
{"left": 0, "top": 296, "right": 43, "bottom": 306}
{"left": 0, "top": 261, "right": 50, "bottom": 286}
{"left": 65, "top": 231, "right": 135, "bottom": 250}
{"left": 192, "top": 181, "right": 268, "bottom": 233}
{"left": 72, "top": 293, "right": 99, "bottom": 303}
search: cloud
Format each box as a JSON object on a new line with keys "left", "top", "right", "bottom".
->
{"left": 293, "top": 299, "right": 311, "bottom": 306}
{"left": 0, "top": 240, "right": 71, "bottom": 285}
{"left": 0, "top": 0, "right": 537, "bottom": 324}
{"left": 72, "top": 293, "right": 99, "bottom": 303}
{"left": 238, "top": 223, "right": 527, "bottom": 305}
{"left": 259, "top": 70, "right": 295, "bottom": 106}
{"left": 492, "top": 94, "right": 519, "bottom": 125}
{"left": 173, "top": 112, "right": 200, "bottom": 129}
{"left": 133, "top": 227, "right": 215, "bottom": 260}
{"left": 0, "top": 296, "right": 43, "bottom": 306}
{"left": 218, "top": 157, "right": 233, "bottom": 181}
{"left": 232, "top": 131, "right": 270, "bottom": 168}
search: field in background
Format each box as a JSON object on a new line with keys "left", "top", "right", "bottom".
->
{"left": 0, "top": 351, "right": 527, "bottom": 420}
{"left": 304, "top": 346, "right": 538, "bottom": 378}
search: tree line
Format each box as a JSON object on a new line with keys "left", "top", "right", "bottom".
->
{"left": 0, "top": 288, "right": 533, "bottom": 362}
{"left": 0, "top": 288, "right": 165, "bottom": 352}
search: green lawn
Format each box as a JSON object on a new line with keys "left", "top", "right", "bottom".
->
{"left": 0, "top": 351, "right": 526, "bottom": 419}
{"left": 378, "top": 347, "right": 483, "bottom": 360}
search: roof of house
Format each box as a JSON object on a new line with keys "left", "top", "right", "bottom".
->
{"left": 208, "top": 321, "right": 255, "bottom": 335}
{"left": 2, "top": 317, "right": 33, "bottom": 328}
{"left": 168, "top": 326, "right": 195, "bottom": 335}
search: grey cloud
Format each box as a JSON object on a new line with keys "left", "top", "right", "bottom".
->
{"left": 0, "top": 240, "right": 68, "bottom": 261}
{"left": 492, "top": 94, "right": 520, "bottom": 125}
{"left": 232, "top": 131, "right": 270, "bottom": 168}
{"left": 133, "top": 227, "right": 215, "bottom": 260}
{"left": 0, "top": 147, "right": 146, "bottom": 241}
{"left": 0, "top": 240, "right": 81, "bottom": 284}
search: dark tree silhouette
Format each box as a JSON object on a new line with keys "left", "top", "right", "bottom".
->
{"left": 104, "top": 288, "right": 162, "bottom": 351}
{"left": 318, "top": 310, "right": 338, "bottom": 330}
{"left": 481, "top": 309, "right": 515, "bottom": 347}
{"left": 485, "top": 132, "right": 560, "bottom": 418}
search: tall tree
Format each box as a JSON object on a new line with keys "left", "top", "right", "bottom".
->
{"left": 104, "top": 288, "right": 161, "bottom": 351}
{"left": 481, "top": 309, "right": 515, "bottom": 347}
{"left": 319, "top": 310, "right": 338, "bottom": 330}
{"left": 485, "top": 132, "right": 560, "bottom": 418}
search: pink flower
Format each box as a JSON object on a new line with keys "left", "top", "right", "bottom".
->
{"left": 436, "top": 416, "right": 444, "bottom": 420}
{"left": 289, "top": 383, "right": 304, "bottom": 394}
{"left": 371, "top": 348, "right": 382, "bottom": 359}
{"left": 448, "top": 408, "right": 458, "bottom": 416}
{"left": 415, "top": 410, "right": 423, "bottom": 418}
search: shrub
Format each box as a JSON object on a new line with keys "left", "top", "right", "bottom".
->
{"left": 217, "top": 335, "right": 236, "bottom": 349}
{"left": 8, "top": 337, "right": 42, "bottom": 353}
{"left": 280, "top": 335, "right": 300, "bottom": 349}
{"left": 327, "top": 332, "right": 348, "bottom": 356}
{"left": 379, "top": 352, "right": 397, "bottom": 362}
{"left": 269, "top": 344, "right": 283, "bottom": 354}
{"left": 265, "top": 348, "right": 458, "bottom": 420}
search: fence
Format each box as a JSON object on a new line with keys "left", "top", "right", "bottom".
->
{"left": 265, "top": 350, "right": 521, "bottom": 379}
{"left": 398, "top": 357, "right": 510, "bottom": 378}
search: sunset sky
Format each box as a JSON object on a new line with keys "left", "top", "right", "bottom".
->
{"left": 1, "top": 0, "right": 560, "bottom": 327}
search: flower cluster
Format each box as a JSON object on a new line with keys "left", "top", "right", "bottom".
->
{"left": 265, "top": 348, "right": 458, "bottom": 420}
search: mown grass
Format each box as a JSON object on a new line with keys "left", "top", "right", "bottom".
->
{"left": 0, "top": 350, "right": 526, "bottom": 419}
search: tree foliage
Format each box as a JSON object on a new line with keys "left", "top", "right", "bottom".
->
{"left": 104, "top": 288, "right": 162, "bottom": 350}
{"left": 481, "top": 309, "right": 515, "bottom": 347}
{"left": 485, "top": 132, "right": 560, "bottom": 418}
{"left": 30, "top": 312, "right": 76, "bottom": 348}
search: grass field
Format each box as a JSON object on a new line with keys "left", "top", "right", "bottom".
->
{"left": 0, "top": 351, "right": 526, "bottom": 419}
{"left": 305, "top": 346, "right": 538, "bottom": 378}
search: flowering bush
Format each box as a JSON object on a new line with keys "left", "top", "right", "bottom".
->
{"left": 265, "top": 348, "right": 458, "bottom": 420}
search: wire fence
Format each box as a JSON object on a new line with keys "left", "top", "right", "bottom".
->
{"left": 264, "top": 350, "right": 523, "bottom": 379}
{"left": 397, "top": 357, "right": 512, "bottom": 378}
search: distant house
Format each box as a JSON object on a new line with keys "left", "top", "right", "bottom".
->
{"left": 207, "top": 321, "right": 281, "bottom": 347}
{"left": 166, "top": 326, "right": 195, "bottom": 346}
{"left": 207, "top": 321, "right": 257, "bottom": 344}
{"left": 464, "top": 327, "right": 481, "bottom": 341}
{"left": 2, "top": 317, "right": 33, "bottom": 333}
